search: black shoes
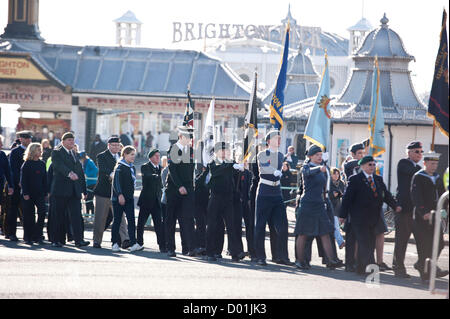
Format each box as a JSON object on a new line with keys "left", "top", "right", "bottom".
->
{"left": 295, "top": 260, "right": 311, "bottom": 270}
{"left": 214, "top": 254, "right": 222, "bottom": 259}
{"left": 275, "top": 259, "right": 295, "bottom": 266}
{"left": 75, "top": 240, "right": 90, "bottom": 247}
{"left": 394, "top": 270, "right": 411, "bottom": 278}
{"left": 121, "top": 240, "right": 131, "bottom": 249}
{"left": 24, "top": 240, "right": 34, "bottom": 246}
{"left": 51, "top": 242, "right": 63, "bottom": 248}
{"left": 159, "top": 247, "right": 168, "bottom": 253}
{"left": 93, "top": 243, "right": 101, "bottom": 249}
{"left": 257, "top": 259, "right": 268, "bottom": 266}
{"left": 345, "top": 265, "right": 356, "bottom": 272}
{"left": 377, "top": 262, "right": 392, "bottom": 272}
{"left": 167, "top": 251, "right": 176, "bottom": 257}
{"left": 326, "top": 260, "right": 343, "bottom": 270}
{"left": 207, "top": 256, "right": 217, "bottom": 262}
{"left": 9, "top": 235, "right": 18, "bottom": 242}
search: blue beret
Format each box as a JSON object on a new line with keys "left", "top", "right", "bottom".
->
{"left": 350, "top": 143, "right": 364, "bottom": 153}
{"left": 406, "top": 141, "right": 422, "bottom": 149}
{"left": 358, "top": 155, "right": 375, "bottom": 166}
{"left": 306, "top": 144, "right": 323, "bottom": 157}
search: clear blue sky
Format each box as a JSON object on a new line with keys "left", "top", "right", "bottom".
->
{"left": 1, "top": 0, "right": 449, "bottom": 127}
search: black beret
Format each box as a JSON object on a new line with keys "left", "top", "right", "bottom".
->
{"left": 62, "top": 132, "right": 75, "bottom": 140}
{"left": 306, "top": 144, "right": 323, "bottom": 157}
{"left": 265, "top": 129, "right": 281, "bottom": 142}
{"left": 350, "top": 143, "right": 364, "bottom": 154}
{"left": 358, "top": 155, "right": 375, "bottom": 166}
{"left": 406, "top": 141, "right": 422, "bottom": 149}
{"left": 108, "top": 136, "right": 121, "bottom": 144}
{"left": 16, "top": 130, "right": 32, "bottom": 139}
{"left": 148, "top": 148, "right": 160, "bottom": 158}
{"left": 214, "top": 141, "right": 229, "bottom": 152}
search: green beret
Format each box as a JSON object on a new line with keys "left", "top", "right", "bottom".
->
{"left": 358, "top": 155, "right": 375, "bottom": 166}
{"left": 148, "top": 148, "right": 160, "bottom": 158}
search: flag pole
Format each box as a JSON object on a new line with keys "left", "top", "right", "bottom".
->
{"left": 431, "top": 120, "right": 436, "bottom": 151}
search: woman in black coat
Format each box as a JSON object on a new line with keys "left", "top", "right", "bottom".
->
{"left": 280, "top": 161, "right": 293, "bottom": 203}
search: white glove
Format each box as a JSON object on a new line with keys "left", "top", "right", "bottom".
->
{"left": 273, "top": 170, "right": 282, "bottom": 177}
{"left": 322, "top": 152, "right": 329, "bottom": 162}
{"left": 233, "top": 163, "right": 244, "bottom": 171}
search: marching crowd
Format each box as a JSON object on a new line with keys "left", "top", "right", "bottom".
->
{"left": 0, "top": 127, "right": 448, "bottom": 282}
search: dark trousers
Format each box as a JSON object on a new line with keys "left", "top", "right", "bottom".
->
{"left": 165, "top": 192, "right": 195, "bottom": 253}
{"left": 21, "top": 196, "right": 47, "bottom": 242}
{"left": 136, "top": 201, "right": 164, "bottom": 248}
{"left": 412, "top": 217, "right": 445, "bottom": 272}
{"left": 393, "top": 210, "right": 416, "bottom": 271}
{"left": 112, "top": 200, "right": 136, "bottom": 246}
{"left": 241, "top": 199, "right": 255, "bottom": 257}
{"left": 194, "top": 200, "right": 208, "bottom": 249}
{"left": 206, "top": 193, "right": 239, "bottom": 257}
{"left": 160, "top": 203, "right": 167, "bottom": 249}
{"left": 85, "top": 185, "right": 95, "bottom": 216}
{"left": 254, "top": 195, "right": 289, "bottom": 261}
{"left": 232, "top": 198, "right": 244, "bottom": 255}
{"left": 5, "top": 187, "right": 21, "bottom": 236}
{"left": 47, "top": 195, "right": 55, "bottom": 242}
{"left": 344, "top": 222, "right": 357, "bottom": 267}
{"left": 52, "top": 196, "right": 84, "bottom": 244}
{"left": 352, "top": 222, "right": 377, "bottom": 273}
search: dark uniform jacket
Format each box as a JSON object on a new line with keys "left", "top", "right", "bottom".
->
{"left": 50, "top": 145, "right": 87, "bottom": 198}
{"left": 396, "top": 158, "right": 421, "bottom": 212}
{"left": 411, "top": 170, "right": 445, "bottom": 219}
{"left": 112, "top": 161, "right": 136, "bottom": 202}
{"left": 339, "top": 172, "right": 398, "bottom": 226}
{"left": 137, "top": 162, "right": 162, "bottom": 208}
{"left": 343, "top": 159, "right": 360, "bottom": 182}
{"left": 207, "top": 160, "right": 235, "bottom": 196}
{"left": 166, "top": 143, "right": 194, "bottom": 197}
{"left": 94, "top": 150, "right": 117, "bottom": 198}
{"left": 0, "top": 151, "right": 13, "bottom": 189}
{"left": 9, "top": 145, "right": 25, "bottom": 188}
{"left": 195, "top": 167, "right": 210, "bottom": 207}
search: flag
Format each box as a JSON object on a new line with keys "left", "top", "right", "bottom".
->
{"left": 304, "top": 52, "right": 332, "bottom": 151}
{"left": 183, "top": 90, "right": 195, "bottom": 128}
{"left": 428, "top": 9, "right": 449, "bottom": 137}
{"left": 244, "top": 72, "right": 258, "bottom": 163}
{"left": 368, "top": 56, "right": 386, "bottom": 157}
{"left": 202, "top": 98, "right": 215, "bottom": 165}
{"left": 269, "top": 24, "right": 290, "bottom": 130}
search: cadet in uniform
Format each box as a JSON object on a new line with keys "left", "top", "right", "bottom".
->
{"left": 392, "top": 141, "right": 423, "bottom": 278}
{"left": 254, "top": 130, "right": 291, "bottom": 266}
{"left": 136, "top": 149, "right": 165, "bottom": 251}
{"left": 205, "top": 142, "right": 244, "bottom": 262}
{"left": 5, "top": 131, "right": 32, "bottom": 242}
{"left": 411, "top": 152, "right": 448, "bottom": 281}
{"left": 165, "top": 126, "right": 196, "bottom": 257}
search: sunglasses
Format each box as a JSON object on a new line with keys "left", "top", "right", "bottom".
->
{"left": 413, "top": 150, "right": 424, "bottom": 154}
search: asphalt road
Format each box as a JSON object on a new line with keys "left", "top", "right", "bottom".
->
{"left": 0, "top": 225, "right": 448, "bottom": 299}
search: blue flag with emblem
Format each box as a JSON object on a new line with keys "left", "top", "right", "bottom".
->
{"left": 428, "top": 9, "right": 449, "bottom": 137}
{"left": 304, "top": 52, "right": 331, "bottom": 151}
{"left": 269, "top": 24, "right": 290, "bottom": 130}
{"left": 368, "top": 56, "right": 386, "bottom": 157}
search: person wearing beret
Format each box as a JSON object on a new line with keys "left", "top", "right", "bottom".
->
{"left": 294, "top": 145, "right": 342, "bottom": 270}
{"left": 50, "top": 132, "right": 90, "bottom": 247}
{"left": 339, "top": 156, "right": 400, "bottom": 275}
{"left": 205, "top": 142, "right": 245, "bottom": 262}
{"left": 165, "top": 126, "right": 197, "bottom": 257}
{"left": 392, "top": 141, "right": 423, "bottom": 278}
{"left": 411, "top": 152, "right": 448, "bottom": 281}
{"left": 136, "top": 149, "right": 165, "bottom": 251}
{"left": 5, "top": 131, "right": 32, "bottom": 242}
{"left": 254, "top": 130, "right": 292, "bottom": 266}
{"left": 92, "top": 136, "right": 130, "bottom": 249}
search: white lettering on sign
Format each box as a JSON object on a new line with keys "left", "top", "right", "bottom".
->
{"left": 79, "top": 97, "right": 245, "bottom": 115}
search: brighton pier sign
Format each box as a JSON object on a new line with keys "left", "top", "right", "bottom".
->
{"left": 172, "top": 22, "right": 321, "bottom": 48}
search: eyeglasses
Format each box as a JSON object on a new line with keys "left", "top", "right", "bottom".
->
{"left": 414, "top": 150, "right": 424, "bottom": 154}
{"left": 367, "top": 163, "right": 376, "bottom": 166}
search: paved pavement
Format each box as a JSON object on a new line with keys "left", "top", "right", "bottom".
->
{"left": 0, "top": 224, "right": 448, "bottom": 299}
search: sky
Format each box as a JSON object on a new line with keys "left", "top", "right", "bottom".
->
{"left": 1, "top": 0, "right": 449, "bottom": 127}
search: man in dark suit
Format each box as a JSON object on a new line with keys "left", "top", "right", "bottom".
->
{"left": 50, "top": 132, "right": 89, "bottom": 247}
{"left": 411, "top": 152, "right": 448, "bottom": 281}
{"left": 392, "top": 141, "right": 423, "bottom": 278}
{"left": 339, "top": 156, "right": 400, "bottom": 275}
{"left": 5, "top": 131, "right": 32, "bottom": 242}
{"left": 165, "top": 126, "right": 196, "bottom": 257}
{"left": 136, "top": 149, "right": 165, "bottom": 251}
{"left": 194, "top": 165, "right": 210, "bottom": 255}
{"left": 92, "top": 136, "right": 129, "bottom": 248}
{"left": 88, "top": 134, "right": 107, "bottom": 165}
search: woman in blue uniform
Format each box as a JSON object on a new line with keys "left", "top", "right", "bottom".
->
{"left": 294, "top": 145, "right": 341, "bottom": 270}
